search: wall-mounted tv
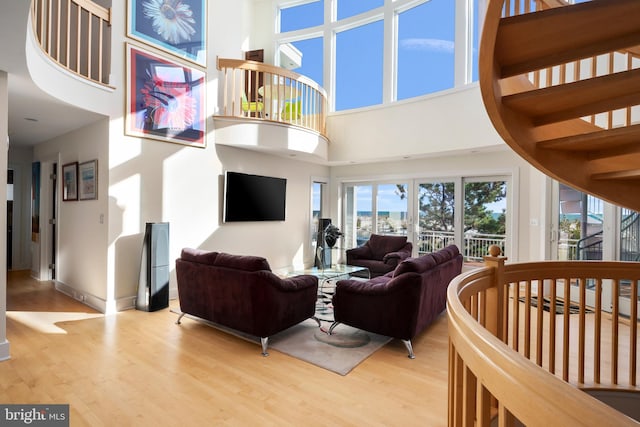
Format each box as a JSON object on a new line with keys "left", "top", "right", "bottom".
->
{"left": 223, "top": 171, "right": 287, "bottom": 222}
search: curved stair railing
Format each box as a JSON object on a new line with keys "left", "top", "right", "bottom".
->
{"left": 216, "top": 57, "right": 328, "bottom": 138}
{"left": 31, "top": 0, "right": 112, "bottom": 86}
{"left": 448, "top": 247, "right": 640, "bottom": 426}
{"left": 479, "top": 0, "right": 640, "bottom": 211}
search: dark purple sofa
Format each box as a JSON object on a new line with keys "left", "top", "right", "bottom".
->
{"left": 346, "top": 234, "right": 413, "bottom": 277}
{"left": 330, "top": 245, "right": 463, "bottom": 358}
{"left": 175, "top": 248, "right": 319, "bottom": 356}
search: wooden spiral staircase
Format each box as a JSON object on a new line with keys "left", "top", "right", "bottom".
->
{"left": 480, "top": 0, "right": 640, "bottom": 212}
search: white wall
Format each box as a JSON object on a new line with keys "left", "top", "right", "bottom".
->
{"left": 326, "top": 85, "right": 505, "bottom": 163}
{"left": 34, "top": 119, "right": 110, "bottom": 308}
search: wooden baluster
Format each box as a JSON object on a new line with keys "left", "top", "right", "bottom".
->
{"left": 630, "top": 278, "right": 638, "bottom": 386}
{"left": 612, "top": 279, "right": 620, "bottom": 385}
{"left": 549, "top": 278, "right": 557, "bottom": 374}
{"left": 594, "top": 278, "right": 602, "bottom": 384}
{"left": 578, "top": 278, "right": 586, "bottom": 384}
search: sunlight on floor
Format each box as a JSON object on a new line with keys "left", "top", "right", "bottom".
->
{"left": 7, "top": 311, "right": 104, "bottom": 334}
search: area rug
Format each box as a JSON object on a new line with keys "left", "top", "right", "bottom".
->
{"left": 171, "top": 310, "right": 391, "bottom": 375}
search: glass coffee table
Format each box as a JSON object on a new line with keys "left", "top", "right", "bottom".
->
{"left": 287, "top": 265, "right": 370, "bottom": 322}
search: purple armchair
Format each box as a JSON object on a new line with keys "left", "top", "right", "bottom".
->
{"left": 175, "top": 248, "right": 319, "bottom": 356}
{"left": 346, "top": 234, "right": 413, "bottom": 277}
{"left": 330, "top": 245, "right": 463, "bottom": 358}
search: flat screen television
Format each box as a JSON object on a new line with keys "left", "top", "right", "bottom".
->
{"left": 223, "top": 171, "right": 287, "bottom": 222}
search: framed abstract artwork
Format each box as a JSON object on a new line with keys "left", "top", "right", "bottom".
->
{"left": 125, "top": 43, "right": 206, "bottom": 147}
{"left": 127, "top": 0, "right": 206, "bottom": 67}
{"left": 79, "top": 160, "right": 98, "bottom": 200}
{"left": 62, "top": 162, "right": 78, "bottom": 201}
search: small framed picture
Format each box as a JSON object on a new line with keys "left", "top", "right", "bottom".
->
{"left": 62, "top": 162, "right": 78, "bottom": 201}
{"left": 79, "top": 160, "right": 98, "bottom": 200}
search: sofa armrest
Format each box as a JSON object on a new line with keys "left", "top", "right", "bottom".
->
{"left": 346, "top": 245, "right": 372, "bottom": 261}
{"left": 277, "top": 274, "right": 318, "bottom": 292}
{"left": 382, "top": 243, "right": 412, "bottom": 264}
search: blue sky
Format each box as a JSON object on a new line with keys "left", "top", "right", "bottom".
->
{"left": 280, "top": 0, "right": 460, "bottom": 110}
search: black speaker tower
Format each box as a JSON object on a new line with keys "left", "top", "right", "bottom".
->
{"left": 136, "top": 222, "right": 170, "bottom": 311}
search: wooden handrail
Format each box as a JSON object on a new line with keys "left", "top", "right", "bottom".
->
{"left": 216, "top": 57, "right": 328, "bottom": 137}
{"left": 447, "top": 250, "right": 640, "bottom": 425}
{"left": 30, "top": 0, "right": 112, "bottom": 86}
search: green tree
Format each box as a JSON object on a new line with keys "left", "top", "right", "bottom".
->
{"left": 464, "top": 182, "right": 506, "bottom": 234}
{"left": 418, "top": 182, "right": 455, "bottom": 231}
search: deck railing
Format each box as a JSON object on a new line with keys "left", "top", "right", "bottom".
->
{"left": 417, "top": 230, "right": 506, "bottom": 262}
{"left": 216, "top": 57, "right": 328, "bottom": 137}
{"left": 447, "top": 247, "right": 640, "bottom": 426}
{"left": 31, "top": 0, "right": 112, "bottom": 86}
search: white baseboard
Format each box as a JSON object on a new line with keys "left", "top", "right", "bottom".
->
{"left": 54, "top": 282, "right": 137, "bottom": 314}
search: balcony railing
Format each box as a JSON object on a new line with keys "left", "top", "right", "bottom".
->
{"left": 447, "top": 248, "right": 640, "bottom": 426}
{"left": 31, "top": 0, "right": 112, "bottom": 86}
{"left": 216, "top": 57, "right": 328, "bottom": 138}
{"left": 417, "top": 230, "right": 506, "bottom": 262}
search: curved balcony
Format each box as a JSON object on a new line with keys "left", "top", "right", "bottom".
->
{"left": 31, "top": 0, "right": 112, "bottom": 86}
{"left": 448, "top": 248, "right": 640, "bottom": 426}
{"left": 214, "top": 58, "right": 329, "bottom": 162}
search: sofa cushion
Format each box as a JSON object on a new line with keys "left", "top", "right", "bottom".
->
{"left": 180, "top": 248, "right": 218, "bottom": 265}
{"left": 393, "top": 254, "right": 437, "bottom": 277}
{"left": 368, "top": 234, "right": 409, "bottom": 260}
{"left": 213, "top": 252, "right": 272, "bottom": 272}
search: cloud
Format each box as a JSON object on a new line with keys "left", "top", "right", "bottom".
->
{"left": 400, "top": 38, "right": 454, "bottom": 54}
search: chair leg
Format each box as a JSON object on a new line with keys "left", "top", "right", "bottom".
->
{"left": 328, "top": 321, "right": 341, "bottom": 335}
{"left": 311, "top": 316, "right": 322, "bottom": 327}
{"left": 260, "top": 337, "right": 269, "bottom": 357}
{"left": 402, "top": 339, "right": 415, "bottom": 359}
{"left": 176, "top": 312, "right": 186, "bottom": 325}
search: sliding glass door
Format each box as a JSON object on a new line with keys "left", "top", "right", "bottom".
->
{"left": 344, "top": 175, "right": 510, "bottom": 263}
{"left": 343, "top": 182, "right": 409, "bottom": 249}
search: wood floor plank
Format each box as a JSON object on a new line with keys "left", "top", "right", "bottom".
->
{"left": 1, "top": 271, "right": 449, "bottom": 426}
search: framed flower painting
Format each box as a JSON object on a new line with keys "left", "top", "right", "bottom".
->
{"left": 128, "top": 0, "right": 206, "bottom": 67}
{"left": 125, "top": 43, "right": 206, "bottom": 147}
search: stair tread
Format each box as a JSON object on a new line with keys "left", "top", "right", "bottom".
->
{"left": 504, "top": 69, "right": 640, "bottom": 125}
{"left": 592, "top": 169, "right": 640, "bottom": 180}
{"left": 538, "top": 123, "right": 640, "bottom": 152}
{"left": 496, "top": 0, "right": 640, "bottom": 77}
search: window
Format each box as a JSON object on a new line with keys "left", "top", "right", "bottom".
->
{"left": 276, "top": 0, "right": 472, "bottom": 110}
{"left": 337, "top": 0, "right": 383, "bottom": 20}
{"left": 471, "top": 0, "right": 480, "bottom": 82}
{"left": 311, "top": 179, "right": 328, "bottom": 254}
{"left": 280, "top": 0, "right": 324, "bottom": 32}
{"left": 397, "top": 0, "right": 455, "bottom": 100}
{"left": 417, "top": 181, "right": 456, "bottom": 253}
{"left": 335, "top": 20, "right": 384, "bottom": 110}
{"left": 281, "top": 37, "right": 324, "bottom": 86}
{"left": 344, "top": 175, "right": 511, "bottom": 262}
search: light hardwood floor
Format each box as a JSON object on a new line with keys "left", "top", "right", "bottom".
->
{"left": 2, "top": 271, "right": 449, "bottom": 426}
